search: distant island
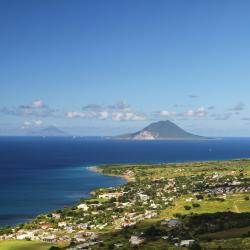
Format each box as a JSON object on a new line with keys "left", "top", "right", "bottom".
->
{"left": 27, "top": 126, "right": 68, "bottom": 137}
{"left": 115, "top": 120, "right": 208, "bottom": 140}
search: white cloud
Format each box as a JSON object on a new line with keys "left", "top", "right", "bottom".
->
{"left": 185, "top": 109, "right": 195, "bottom": 117}
{"left": 157, "top": 106, "right": 207, "bottom": 119}
{"left": 34, "top": 120, "right": 43, "bottom": 126}
{"left": 1, "top": 100, "right": 56, "bottom": 117}
{"left": 158, "top": 110, "right": 176, "bottom": 117}
{"left": 112, "top": 112, "right": 146, "bottom": 121}
{"left": 66, "top": 102, "right": 146, "bottom": 122}
{"left": 31, "top": 100, "right": 44, "bottom": 109}
{"left": 184, "top": 107, "right": 206, "bottom": 117}
{"left": 195, "top": 107, "right": 206, "bottom": 117}
{"left": 22, "top": 120, "right": 43, "bottom": 128}
{"left": 99, "top": 111, "right": 109, "bottom": 119}
{"left": 23, "top": 121, "right": 31, "bottom": 126}
{"left": 66, "top": 111, "right": 85, "bottom": 118}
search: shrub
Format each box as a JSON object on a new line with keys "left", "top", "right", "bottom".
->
{"left": 184, "top": 205, "right": 191, "bottom": 210}
{"left": 196, "top": 194, "right": 204, "bottom": 200}
{"left": 192, "top": 203, "right": 200, "bottom": 208}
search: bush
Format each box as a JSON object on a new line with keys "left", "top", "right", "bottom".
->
{"left": 184, "top": 205, "right": 192, "bottom": 210}
{"left": 196, "top": 194, "right": 204, "bottom": 200}
{"left": 190, "top": 242, "right": 202, "bottom": 250}
{"left": 192, "top": 203, "right": 200, "bottom": 208}
{"left": 244, "top": 196, "right": 249, "bottom": 201}
{"left": 110, "top": 197, "right": 117, "bottom": 203}
{"left": 174, "top": 213, "right": 182, "bottom": 218}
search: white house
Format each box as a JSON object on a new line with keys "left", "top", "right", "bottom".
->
{"left": 180, "top": 239, "right": 195, "bottom": 247}
{"left": 77, "top": 203, "right": 89, "bottom": 211}
{"left": 129, "top": 236, "right": 145, "bottom": 245}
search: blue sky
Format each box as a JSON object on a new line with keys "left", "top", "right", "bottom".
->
{"left": 1, "top": 0, "right": 250, "bottom": 136}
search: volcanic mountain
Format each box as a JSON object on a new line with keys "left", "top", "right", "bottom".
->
{"left": 115, "top": 120, "right": 207, "bottom": 140}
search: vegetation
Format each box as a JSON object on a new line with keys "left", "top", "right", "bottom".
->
{"left": 1, "top": 159, "right": 250, "bottom": 249}
{"left": 0, "top": 240, "right": 65, "bottom": 250}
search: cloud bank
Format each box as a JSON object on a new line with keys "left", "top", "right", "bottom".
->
{"left": 1, "top": 100, "right": 56, "bottom": 117}
{"left": 66, "top": 102, "right": 146, "bottom": 121}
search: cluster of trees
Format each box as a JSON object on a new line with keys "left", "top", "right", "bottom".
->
{"left": 182, "top": 212, "right": 250, "bottom": 235}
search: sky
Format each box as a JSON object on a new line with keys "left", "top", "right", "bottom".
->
{"left": 1, "top": 0, "right": 250, "bottom": 136}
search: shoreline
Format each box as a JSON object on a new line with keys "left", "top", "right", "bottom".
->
{"left": 4, "top": 158, "right": 250, "bottom": 228}
{"left": 87, "top": 165, "right": 133, "bottom": 182}
{"left": 1, "top": 158, "right": 250, "bottom": 249}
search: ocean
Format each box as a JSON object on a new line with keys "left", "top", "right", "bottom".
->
{"left": 1, "top": 136, "right": 250, "bottom": 227}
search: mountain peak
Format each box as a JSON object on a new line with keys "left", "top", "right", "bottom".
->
{"left": 115, "top": 120, "right": 207, "bottom": 140}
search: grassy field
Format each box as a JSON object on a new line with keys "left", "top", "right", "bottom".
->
{"left": 0, "top": 240, "right": 66, "bottom": 250}
{"left": 160, "top": 192, "right": 250, "bottom": 218}
{"left": 99, "top": 159, "right": 250, "bottom": 179}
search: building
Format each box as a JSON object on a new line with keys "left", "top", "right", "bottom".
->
{"left": 129, "top": 236, "right": 146, "bottom": 245}
{"left": 77, "top": 203, "right": 89, "bottom": 211}
{"left": 180, "top": 239, "right": 195, "bottom": 247}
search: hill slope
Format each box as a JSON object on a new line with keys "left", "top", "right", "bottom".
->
{"left": 115, "top": 120, "right": 207, "bottom": 140}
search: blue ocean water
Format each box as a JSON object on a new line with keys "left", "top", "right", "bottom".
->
{"left": 1, "top": 137, "right": 250, "bottom": 227}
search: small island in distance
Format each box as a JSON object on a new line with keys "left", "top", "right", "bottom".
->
{"left": 115, "top": 120, "right": 209, "bottom": 140}
{"left": 27, "top": 126, "right": 69, "bottom": 137}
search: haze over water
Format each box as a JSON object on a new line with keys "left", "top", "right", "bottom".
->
{"left": 1, "top": 137, "right": 250, "bottom": 227}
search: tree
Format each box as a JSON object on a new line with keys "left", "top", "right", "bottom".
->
{"left": 190, "top": 242, "right": 202, "bottom": 250}
{"left": 184, "top": 205, "right": 191, "bottom": 210}
{"left": 192, "top": 203, "right": 200, "bottom": 208}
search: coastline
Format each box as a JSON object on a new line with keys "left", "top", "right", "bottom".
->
{"left": 4, "top": 159, "right": 250, "bottom": 228}
{"left": 87, "top": 165, "right": 133, "bottom": 182}
{"left": 2, "top": 159, "right": 250, "bottom": 249}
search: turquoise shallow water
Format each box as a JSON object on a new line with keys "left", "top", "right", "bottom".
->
{"left": 1, "top": 136, "right": 250, "bottom": 227}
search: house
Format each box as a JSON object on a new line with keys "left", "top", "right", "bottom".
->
{"left": 150, "top": 203, "right": 158, "bottom": 209}
{"left": 16, "top": 234, "right": 30, "bottom": 240}
{"left": 114, "top": 243, "right": 124, "bottom": 248}
{"left": 162, "top": 219, "right": 181, "bottom": 228}
{"left": 58, "top": 222, "right": 67, "bottom": 227}
{"left": 42, "top": 235, "right": 57, "bottom": 243}
{"left": 145, "top": 210, "right": 157, "bottom": 219}
{"left": 180, "top": 239, "right": 195, "bottom": 247}
{"left": 232, "top": 180, "right": 241, "bottom": 186}
{"left": 98, "top": 192, "right": 123, "bottom": 199}
{"left": 138, "top": 193, "right": 149, "bottom": 201}
{"left": 77, "top": 203, "right": 89, "bottom": 211}
{"left": 74, "top": 233, "right": 86, "bottom": 243}
{"left": 129, "top": 235, "right": 146, "bottom": 245}
{"left": 125, "top": 170, "right": 134, "bottom": 176}
{"left": 52, "top": 213, "right": 61, "bottom": 219}
{"left": 121, "top": 221, "right": 136, "bottom": 228}
{"left": 41, "top": 224, "right": 53, "bottom": 230}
